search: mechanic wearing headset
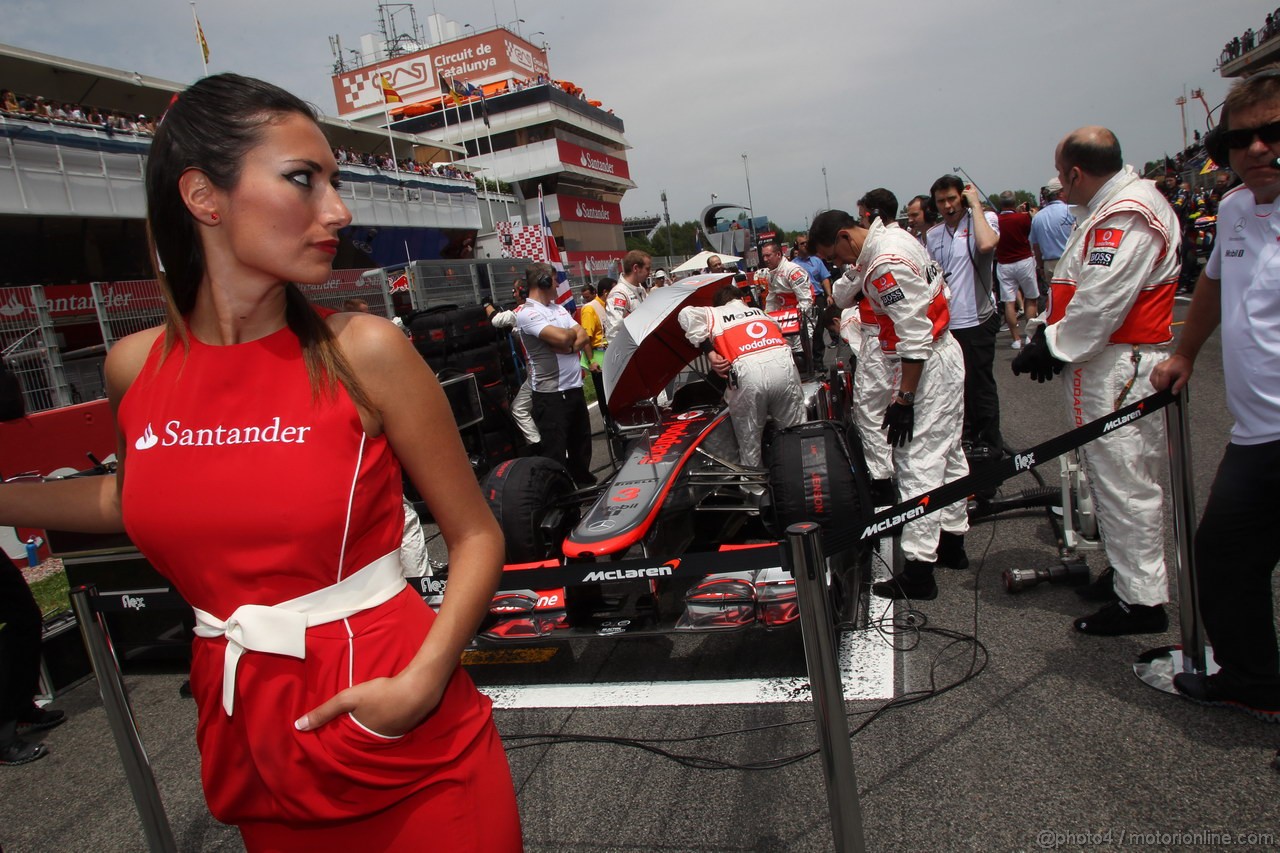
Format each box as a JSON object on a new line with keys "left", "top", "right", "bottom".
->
{"left": 677, "top": 282, "right": 804, "bottom": 469}
{"left": 1013, "top": 126, "right": 1179, "bottom": 636}
{"left": 514, "top": 263, "right": 595, "bottom": 486}
{"left": 1152, "top": 68, "right": 1280, "bottom": 722}
{"left": 905, "top": 194, "right": 938, "bottom": 245}
{"left": 812, "top": 191, "right": 970, "bottom": 602}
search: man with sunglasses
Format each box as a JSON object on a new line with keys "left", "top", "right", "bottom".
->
{"left": 1151, "top": 69, "right": 1280, "bottom": 723}
{"left": 1012, "top": 126, "right": 1180, "bottom": 636}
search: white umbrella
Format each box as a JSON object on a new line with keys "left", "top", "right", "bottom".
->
{"left": 602, "top": 273, "right": 735, "bottom": 413}
{"left": 670, "top": 250, "right": 744, "bottom": 274}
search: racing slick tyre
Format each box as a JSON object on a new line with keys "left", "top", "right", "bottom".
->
{"left": 766, "top": 421, "right": 873, "bottom": 625}
{"left": 482, "top": 456, "right": 577, "bottom": 563}
{"left": 766, "top": 421, "right": 868, "bottom": 539}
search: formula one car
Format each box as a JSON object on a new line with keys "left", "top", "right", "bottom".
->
{"left": 419, "top": 275, "right": 878, "bottom": 645}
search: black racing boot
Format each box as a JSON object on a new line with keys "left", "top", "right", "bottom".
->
{"left": 1173, "top": 671, "right": 1280, "bottom": 724}
{"left": 871, "top": 560, "right": 937, "bottom": 601}
{"left": 0, "top": 720, "right": 48, "bottom": 767}
{"left": 936, "top": 532, "right": 970, "bottom": 571}
{"left": 1075, "top": 566, "right": 1118, "bottom": 602}
{"left": 15, "top": 705, "right": 64, "bottom": 735}
{"left": 1073, "top": 600, "right": 1168, "bottom": 636}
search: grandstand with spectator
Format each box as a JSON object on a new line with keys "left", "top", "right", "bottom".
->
{"left": 328, "top": 13, "right": 634, "bottom": 276}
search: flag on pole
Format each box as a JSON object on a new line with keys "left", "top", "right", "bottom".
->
{"left": 465, "top": 81, "right": 491, "bottom": 127}
{"left": 378, "top": 73, "right": 402, "bottom": 104}
{"left": 195, "top": 15, "right": 209, "bottom": 65}
{"left": 440, "top": 74, "right": 463, "bottom": 106}
{"left": 538, "top": 186, "right": 573, "bottom": 309}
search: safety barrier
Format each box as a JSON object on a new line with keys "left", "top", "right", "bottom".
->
{"left": 783, "top": 522, "right": 868, "bottom": 853}
{"left": 69, "top": 584, "right": 177, "bottom": 852}
{"left": 0, "top": 285, "right": 72, "bottom": 412}
{"left": 297, "top": 269, "right": 393, "bottom": 318}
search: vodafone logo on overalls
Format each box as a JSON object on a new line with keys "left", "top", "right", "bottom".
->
{"left": 745, "top": 321, "right": 769, "bottom": 339}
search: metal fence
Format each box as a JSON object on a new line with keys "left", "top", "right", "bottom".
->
{"left": 92, "top": 280, "right": 168, "bottom": 349}
{"left": 298, "top": 269, "right": 394, "bottom": 318}
{"left": 3, "top": 268, "right": 390, "bottom": 415}
{"left": 1, "top": 259, "right": 644, "bottom": 414}
{"left": 0, "top": 286, "right": 72, "bottom": 413}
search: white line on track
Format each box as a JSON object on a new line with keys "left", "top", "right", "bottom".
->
{"left": 481, "top": 627, "right": 894, "bottom": 708}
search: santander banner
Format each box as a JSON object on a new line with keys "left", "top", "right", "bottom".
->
{"left": 557, "top": 193, "right": 622, "bottom": 226}
{"left": 556, "top": 140, "right": 631, "bottom": 181}
{"left": 565, "top": 251, "right": 627, "bottom": 271}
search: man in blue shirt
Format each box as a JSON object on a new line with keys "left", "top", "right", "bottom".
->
{"left": 791, "top": 233, "right": 833, "bottom": 367}
{"left": 1029, "top": 177, "right": 1075, "bottom": 285}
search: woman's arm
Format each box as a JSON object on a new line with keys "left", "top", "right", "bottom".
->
{"left": 298, "top": 314, "right": 504, "bottom": 735}
{"left": 0, "top": 328, "right": 158, "bottom": 533}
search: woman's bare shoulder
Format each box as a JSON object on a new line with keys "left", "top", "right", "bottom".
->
{"left": 325, "top": 311, "right": 419, "bottom": 373}
{"left": 104, "top": 325, "right": 166, "bottom": 401}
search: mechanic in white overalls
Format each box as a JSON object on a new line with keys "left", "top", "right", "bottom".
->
{"left": 812, "top": 193, "right": 970, "bottom": 601}
{"left": 833, "top": 267, "right": 896, "bottom": 501}
{"left": 678, "top": 283, "right": 804, "bottom": 468}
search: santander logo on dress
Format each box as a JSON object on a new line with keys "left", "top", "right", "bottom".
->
{"left": 133, "top": 418, "right": 312, "bottom": 451}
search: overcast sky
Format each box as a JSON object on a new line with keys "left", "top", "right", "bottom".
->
{"left": 5, "top": 1, "right": 1266, "bottom": 229}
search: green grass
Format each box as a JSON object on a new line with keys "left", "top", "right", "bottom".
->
{"left": 30, "top": 571, "right": 71, "bottom": 619}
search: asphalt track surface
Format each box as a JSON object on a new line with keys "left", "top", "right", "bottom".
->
{"left": 3, "top": 298, "right": 1278, "bottom": 852}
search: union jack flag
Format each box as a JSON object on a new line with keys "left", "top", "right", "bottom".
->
{"left": 537, "top": 186, "right": 574, "bottom": 310}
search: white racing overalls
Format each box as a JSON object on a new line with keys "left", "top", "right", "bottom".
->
{"left": 834, "top": 270, "right": 895, "bottom": 484}
{"left": 491, "top": 305, "right": 540, "bottom": 444}
{"left": 857, "top": 220, "right": 969, "bottom": 563}
{"left": 1040, "top": 167, "right": 1179, "bottom": 606}
{"left": 765, "top": 259, "right": 815, "bottom": 359}
{"left": 602, "top": 279, "right": 647, "bottom": 345}
{"left": 679, "top": 298, "right": 804, "bottom": 467}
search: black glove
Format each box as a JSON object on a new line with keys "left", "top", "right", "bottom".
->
{"left": 1011, "top": 325, "right": 1064, "bottom": 383}
{"left": 881, "top": 401, "right": 914, "bottom": 448}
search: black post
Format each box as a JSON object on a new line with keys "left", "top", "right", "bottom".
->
{"left": 1134, "top": 387, "right": 1213, "bottom": 691}
{"left": 782, "top": 522, "right": 867, "bottom": 853}
{"left": 69, "top": 585, "right": 177, "bottom": 853}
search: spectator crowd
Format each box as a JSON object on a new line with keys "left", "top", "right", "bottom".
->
{"left": 1, "top": 88, "right": 155, "bottom": 134}
{"left": 1219, "top": 8, "right": 1280, "bottom": 66}
{"left": 332, "top": 145, "right": 475, "bottom": 180}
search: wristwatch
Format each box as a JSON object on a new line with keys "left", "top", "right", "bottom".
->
{"left": 896, "top": 391, "right": 915, "bottom": 405}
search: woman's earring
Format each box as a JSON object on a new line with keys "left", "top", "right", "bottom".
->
{"left": 211, "top": 213, "right": 220, "bottom": 222}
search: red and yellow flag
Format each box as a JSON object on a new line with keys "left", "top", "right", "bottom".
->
{"left": 194, "top": 14, "right": 210, "bottom": 65}
{"left": 378, "top": 73, "right": 402, "bottom": 104}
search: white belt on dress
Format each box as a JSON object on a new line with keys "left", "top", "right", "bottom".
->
{"left": 192, "top": 551, "right": 406, "bottom": 716}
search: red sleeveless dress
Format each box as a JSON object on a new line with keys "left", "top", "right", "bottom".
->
{"left": 117, "top": 325, "right": 520, "bottom": 850}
